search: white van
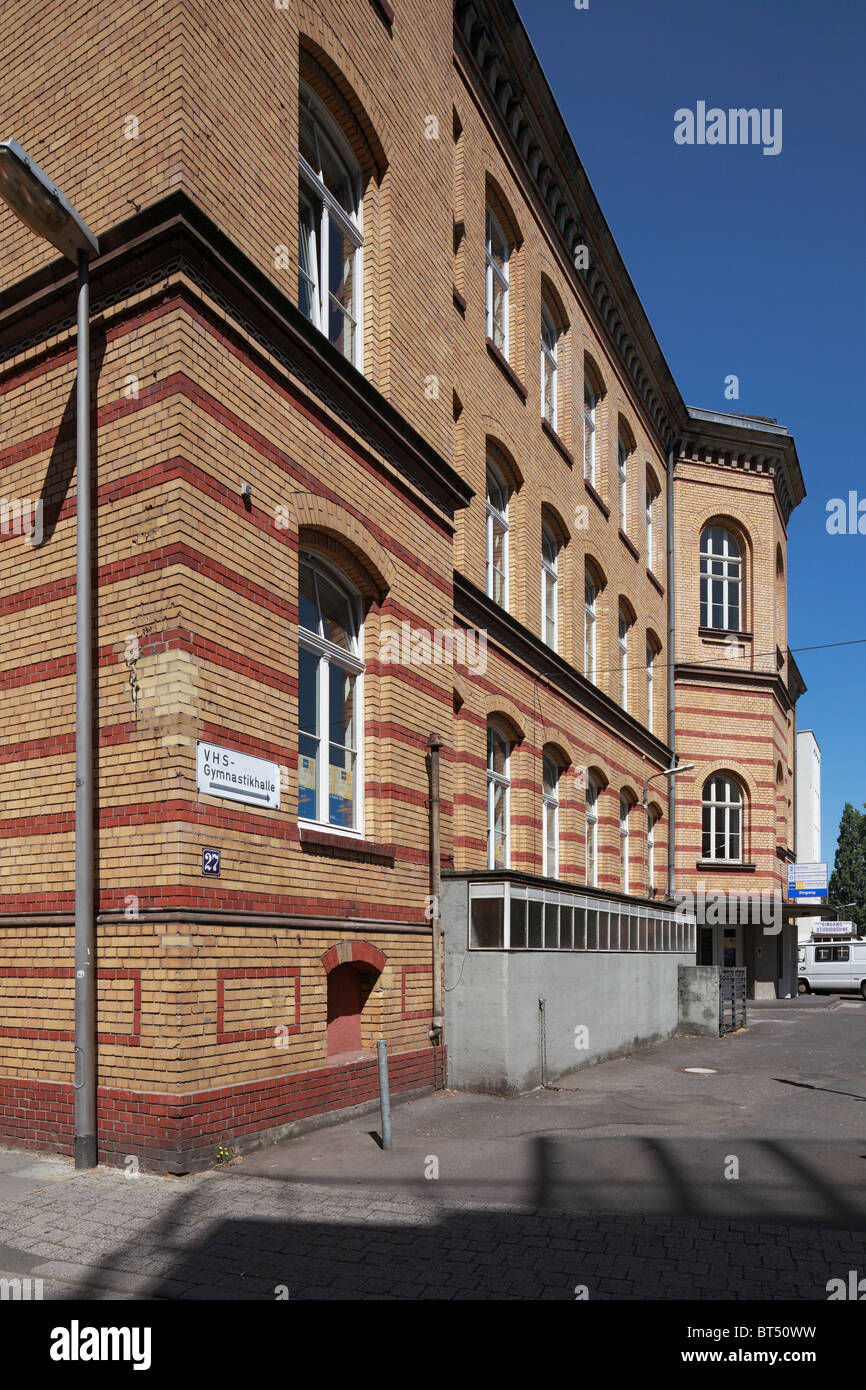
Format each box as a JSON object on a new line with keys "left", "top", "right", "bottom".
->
{"left": 797, "top": 940, "right": 866, "bottom": 998}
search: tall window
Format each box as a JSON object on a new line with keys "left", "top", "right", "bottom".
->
{"left": 540, "top": 302, "right": 558, "bottom": 428}
{"left": 486, "top": 461, "right": 509, "bottom": 607}
{"left": 618, "top": 604, "right": 631, "bottom": 709}
{"left": 645, "top": 638, "right": 656, "bottom": 734}
{"left": 542, "top": 754, "right": 560, "bottom": 878}
{"left": 486, "top": 207, "right": 509, "bottom": 356}
{"left": 584, "top": 569, "right": 597, "bottom": 682}
{"left": 618, "top": 434, "right": 629, "bottom": 531}
{"left": 298, "top": 92, "right": 363, "bottom": 367}
{"left": 700, "top": 526, "right": 742, "bottom": 631}
{"left": 583, "top": 377, "right": 597, "bottom": 485}
{"left": 586, "top": 776, "right": 599, "bottom": 887}
{"left": 647, "top": 808, "right": 658, "bottom": 895}
{"left": 702, "top": 775, "right": 743, "bottom": 862}
{"left": 620, "top": 795, "right": 631, "bottom": 894}
{"left": 487, "top": 723, "right": 511, "bottom": 869}
{"left": 646, "top": 478, "right": 659, "bottom": 571}
{"left": 541, "top": 521, "right": 558, "bottom": 649}
{"left": 298, "top": 553, "right": 364, "bottom": 831}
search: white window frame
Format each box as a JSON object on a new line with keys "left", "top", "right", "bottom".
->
{"left": 298, "top": 91, "right": 364, "bottom": 368}
{"left": 620, "top": 795, "right": 631, "bottom": 895}
{"left": 702, "top": 775, "right": 743, "bottom": 863}
{"left": 646, "top": 481, "right": 657, "bottom": 571}
{"left": 618, "top": 436, "right": 629, "bottom": 532}
{"left": 700, "top": 526, "right": 742, "bottom": 631}
{"left": 583, "top": 377, "right": 597, "bottom": 486}
{"left": 487, "top": 723, "right": 511, "bottom": 870}
{"left": 486, "top": 460, "right": 509, "bottom": 609}
{"left": 297, "top": 555, "right": 365, "bottom": 836}
{"left": 541, "top": 521, "right": 558, "bottom": 650}
{"left": 584, "top": 570, "right": 597, "bottom": 682}
{"left": 619, "top": 605, "right": 630, "bottom": 709}
{"left": 647, "top": 809, "right": 658, "bottom": 895}
{"left": 586, "top": 776, "right": 599, "bottom": 888}
{"left": 540, "top": 302, "right": 558, "bottom": 429}
{"left": 646, "top": 639, "right": 656, "bottom": 734}
{"left": 486, "top": 206, "right": 510, "bottom": 358}
{"left": 542, "top": 754, "right": 560, "bottom": 879}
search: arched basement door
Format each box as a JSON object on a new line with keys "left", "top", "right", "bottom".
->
{"left": 326, "top": 962, "right": 365, "bottom": 1056}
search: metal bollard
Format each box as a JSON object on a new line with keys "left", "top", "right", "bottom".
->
{"left": 377, "top": 1039, "right": 392, "bottom": 1150}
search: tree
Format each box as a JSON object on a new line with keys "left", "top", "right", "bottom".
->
{"left": 828, "top": 802, "right": 866, "bottom": 937}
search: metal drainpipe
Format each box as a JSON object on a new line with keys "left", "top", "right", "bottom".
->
{"left": 427, "top": 733, "right": 444, "bottom": 1043}
{"left": 666, "top": 435, "right": 678, "bottom": 904}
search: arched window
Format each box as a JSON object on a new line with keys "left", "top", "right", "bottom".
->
{"left": 702, "top": 774, "right": 743, "bottom": 862}
{"left": 586, "top": 775, "right": 600, "bottom": 887}
{"left": 647, "top": 807, "right": 660, "bottom": 896}
{"left": 486, "top": 460, "right": 510, "bottom": 607}
{"left": 584, "top": 567, "right": 598, "bottom": 681}
{"left": 298, "top": 88, "right": 363, "bottom": 367}
{"left": 298, "top": 553, "right": 364, "bottom": 831}
{"left": 617, "top": 432, "right": 630, "bottom": 532}
{"left": 541, "top": 520, "right": 559, "bottom": 649}
{"left": 486, "top": 206, "right": 510, "bottom": 356}
{"left": 618, "top": 603, "right": 633, "bottom": 709}
{"left": 542, "top": 753, "right": 561, "bottom": 879}
{"left": 487, "top": 722, "right": 511, "bottom": 869}
{"left": 540, "top": 300, "right": 558, "bottom": 429}
{"left": 645, "top": 635, "right": 659, "bottom": 734}
{"left": 583, "top": 376, "right": 597, "bottom": 486}
{"left": 646, "top": 472, "right": 660, "bottom": 573}
{"left": 700, "top": 525, "right": 742, "bottom": 631}
{"left": 620, "top": 795, "right": 633, "bottom": 894}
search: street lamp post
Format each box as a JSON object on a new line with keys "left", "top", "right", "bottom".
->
{"left": 643, "top": 761, "right": 695, "bottom": 904}
{"left": 0, "top": 140, "right": 99, "bottom": 1169}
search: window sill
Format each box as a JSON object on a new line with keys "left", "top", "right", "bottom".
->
{"left": 584, "top": 478, "right": 610, "bottom": 520}
{"left": 619, "top": 528, "right": 640, "bottom": 562}
{"left": 698, "top": 627, "right": 753, "bottom": 642}
{"left": 541, "top": 417, "right": 574, "bottom": 466}
{"left": 299, "top": 825, "right": 396, "bottom": 864}
{"left": 486, "top": 337, "right": 528, "bottom": 402}
{"left": 695, "top": 860, "right": 757, "bottom": 873}
{"left": 647, "top": 569, "right": 664, "bottom": 597}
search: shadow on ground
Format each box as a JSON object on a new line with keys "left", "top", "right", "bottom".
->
{"left": 57, "top": 1134, "right": 866, "bottom": 1301}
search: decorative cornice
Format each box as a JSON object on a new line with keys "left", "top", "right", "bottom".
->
{"left": 455, "top": 0, "right": 684, "bottom": 449}
{"left": 679, "top": 408, "right": 806, "bottom": 526}
{"left": 675, "top": 661, "right": 798, "bottom": 713}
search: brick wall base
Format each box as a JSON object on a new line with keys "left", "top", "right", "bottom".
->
{"left": 0, "top": 1044, "right": 445, "bottom": 1173}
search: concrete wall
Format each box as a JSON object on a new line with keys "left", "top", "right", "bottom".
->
{"left": 678, "top": 965, "right": 720, "bottom": 1036}
{"left": 443, "top": 881, "right": 692, "bottom": 1093}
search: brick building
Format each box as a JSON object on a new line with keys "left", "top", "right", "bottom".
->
{"left": 0, "top": 0, "right": 804, "bottom": 1169}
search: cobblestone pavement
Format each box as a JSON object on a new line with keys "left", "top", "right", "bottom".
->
{"left": 0, "top": 999, "right": 863, "bottom": 1300}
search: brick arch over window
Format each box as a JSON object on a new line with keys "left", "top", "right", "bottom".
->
{"left": 320, "top": 940, "right": 387, "bottom": 975}
{"left": 539, "top": 271, "right": 569, "bottom": 336}
{"left": 478, "top": 697, "right": 526, "bottom": 746}
{"left": 485, "top": 172, "right": 522, "bottom": 251}
{"left": 292, "top": 493, "right": 395, "bottom": 601}
{"left": 298, "top": 32, "right": 389, "bottom": 178}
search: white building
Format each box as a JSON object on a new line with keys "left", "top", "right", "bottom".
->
{"left": 795, "top": 730, "right": 823, "bottom": 941}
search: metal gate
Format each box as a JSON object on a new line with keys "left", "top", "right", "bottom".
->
{"left": 719, "top": 967, "right": 747, "bottom": 1033}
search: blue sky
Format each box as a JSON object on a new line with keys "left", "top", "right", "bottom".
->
{"left": 518, "top": 0, "right": 866, "bottom": 866}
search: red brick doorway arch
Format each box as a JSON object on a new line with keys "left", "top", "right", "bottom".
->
{"left": 321, "top": 941, "right": 387, "bottom": 1059}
